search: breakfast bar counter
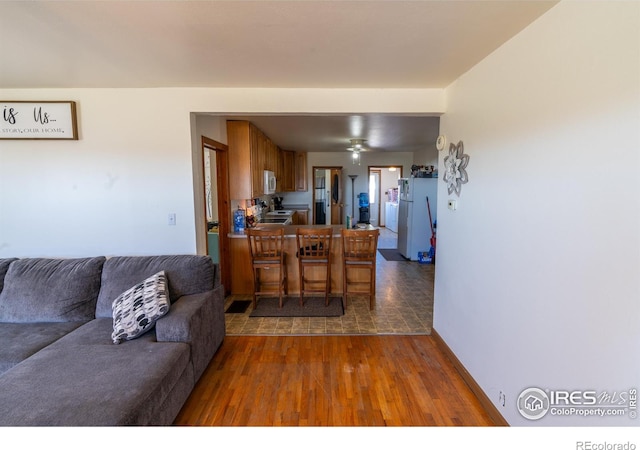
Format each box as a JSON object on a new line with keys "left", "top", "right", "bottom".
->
{"left": 229, "top": 224, "right": 376, "bottom": 295}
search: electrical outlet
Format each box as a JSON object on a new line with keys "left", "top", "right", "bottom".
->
{"left": 499, "top": 391, "right": 506, "bottom": 407}
{"left": 168, "top": 213, "right": 176, "bottom": 226}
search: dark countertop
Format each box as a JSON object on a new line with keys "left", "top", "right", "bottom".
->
{"left": 281, "top": 204, "right": 310, "bottom": 210}
{"left": 229, "top": 223, "right": 376, "bottom": 238}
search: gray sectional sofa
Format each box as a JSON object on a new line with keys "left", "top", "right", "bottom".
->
{"left": 0, "top": 254, "right": 225, "bottom": 426}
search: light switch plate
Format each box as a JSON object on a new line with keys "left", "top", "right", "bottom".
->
{"left": 447, "top": 200, "right": 457, "bottom": 211}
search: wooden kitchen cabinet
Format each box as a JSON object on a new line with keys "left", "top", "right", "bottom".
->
{"left": 294, "top": 209, "right": 309, "bottom": 225}
{"left": 276, "top": 146, "right": 284, "bottom": 188}
{"left": 265, "top": 139, "right": 278, "bottom": 173}
{"left": 228, "top": 120, "right": 281, "bottom": 199}
{"left": 279, "top": 150, "right": 306, "bottom": 192}
{"left": 295, "top": 151, "right": 307, "bottom": 191}
{"left": 251, "top": 126, "right": 264, "bottom": 197}
{"left": 280, "top": 150, "right": 296, "bottom": 192}
{"left": 227, "top": 120, "right": 260, "bottom": 199}
{"left": 228, "top": 120, "right": 306, "bottom": 197}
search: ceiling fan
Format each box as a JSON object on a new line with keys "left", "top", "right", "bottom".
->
{"left": 347, "top": 138, "right": 367, "bottom": 165}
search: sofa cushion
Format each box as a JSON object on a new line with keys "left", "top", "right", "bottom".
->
{"left": 0, "top": 258, "right": 18, "bottom": 294}
{"left": 0, "top": 257, "right": 105, "bottom": 323}
{"left": 96, "top": 255, "right": 215, "bottom": 318}
{"left": 0, "top": 318, "right": 192, "bottom": 426}
{"left": 0, "top": 322, "right": 85, "bottom": 375}
{"left": 112, "top": 271, "right": 170, "bottom": 344}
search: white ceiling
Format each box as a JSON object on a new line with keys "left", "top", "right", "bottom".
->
{"left": 220, "top": 113, "right": 442, "bottom": 153}
{"left": 0, "top": 0, "right": 557, "bottom": 152}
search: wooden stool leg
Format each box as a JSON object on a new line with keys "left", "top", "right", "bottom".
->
{"left": 298, "top": 265, "right": 304, "bottom": 306}
{"left": 252, "top": 267, "right": 258, "bottom": 309}
{"left": 342, "top": 265, "right": 347, "bottom": 310}
{"left": 284, "top": 262, "right": 288, "bottom": 296}
{"left": 370, "top": 265, "right": 375, "bottom": 310}
{"left": 278, "top": 265, "right": 283, "bottom": 308}
{"left": 325, "top": 264, "right": 330, "bottom": 306}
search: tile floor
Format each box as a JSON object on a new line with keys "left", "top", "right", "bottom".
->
{"left": 224, "top": 226, "right": 434, "bottom": 336}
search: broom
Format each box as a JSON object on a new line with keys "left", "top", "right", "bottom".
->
{"left": 426, "top": 196, "right": 436, "bottom": 263}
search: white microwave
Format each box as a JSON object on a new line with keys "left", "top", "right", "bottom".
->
{"left": 264, "top": 170, "right": 276, "bottom": 195}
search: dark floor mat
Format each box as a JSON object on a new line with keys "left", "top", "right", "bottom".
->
{"left": 249, "top": 296, "right": 344, "bottom": 317}
{"left": 378, "top": 248, "right": 409, "bottom": 261}
{"left": 225, "top": 300, "right": 252, "bottom": 314}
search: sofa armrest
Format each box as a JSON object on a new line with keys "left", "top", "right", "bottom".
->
{"left": 155, "top": 284, "right": 225, "bottom": 382}
{"left": 155, "top": 292, "right": 206, "bottom": 343}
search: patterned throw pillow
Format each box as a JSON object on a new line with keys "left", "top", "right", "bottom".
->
{"left": 111, "top": 271, "right": 170, "bottom": 344}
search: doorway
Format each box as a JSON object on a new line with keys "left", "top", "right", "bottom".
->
{"left": 312, "top": 166, "right": 343, "bottom": 225}
{"left": 368, "top": 165, "right": 402, "bottom": 230}
{"left": 202, "top": 136, "right": 231, "bottom": 296}
{"left": 368, "top": 169, "right": 381, "bottom": 226}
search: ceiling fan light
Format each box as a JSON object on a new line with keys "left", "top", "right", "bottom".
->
{"left": 349, "top": 138, "right": 366, "bottom": 150}
{"left": 347, "top": 138, "right": 365, "bottom": 166}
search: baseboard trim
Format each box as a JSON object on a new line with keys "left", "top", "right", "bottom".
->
{"left": 432, "top": 328, "right": 509, "bottom": 426}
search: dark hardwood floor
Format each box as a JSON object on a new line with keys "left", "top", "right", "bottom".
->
{"left": 174, "top": 335, "right": 495, "bottom": 426}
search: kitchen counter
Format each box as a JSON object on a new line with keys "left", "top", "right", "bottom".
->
{"left": 228, "top": 223, "right": 376, "bottom": 238}
{"left": 228, "top": 224, "right": 378, "bottom": 295}
{"left": 282, "top": 204, "right": 309, "bottom": 210}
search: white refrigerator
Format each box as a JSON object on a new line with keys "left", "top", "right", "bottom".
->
{"left": 397, "top": 177, "right": 437, "bottom": 260}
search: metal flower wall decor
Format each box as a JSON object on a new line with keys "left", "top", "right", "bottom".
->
{"left": 443, "top": 140, "right": 470, "bottom": 197}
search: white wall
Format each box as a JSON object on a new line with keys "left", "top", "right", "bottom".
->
{"left": 0, "top": 88, "right": 443, "bottom": 257}
{"left": 413, "top": 144, "right": 439, "bottom": 168}
{"left": 435, "top": 1, "right": 639, "bottom": 426}
{"left": 0, "top": 90, "right": 198, "bottom": 257}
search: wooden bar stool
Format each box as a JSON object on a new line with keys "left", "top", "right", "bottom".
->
{"left": 341, "top": 228, "right": 379, "bottom": 310}
{"left": 295, "top": 227, "right": 333, "bottom": 306}
{"left": 246, "top": 228, "right": 288, "bottom": 309}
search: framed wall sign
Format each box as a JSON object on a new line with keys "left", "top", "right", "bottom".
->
{"left": 1, "top": 101, "right": 78, "bottom": 140}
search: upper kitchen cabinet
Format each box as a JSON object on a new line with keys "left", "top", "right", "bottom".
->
{"left": 261, "top": 134, "right": 278, "bottom": 174}
{"left": 295, "top": 151, "right": 308, "bottom": 192}
{"left": 227, "top": 120, "right": 266, "bottom": 199}
{"left": 280, "top": 150, "right": 307, "bottom": 192}
{"left": 280, "top": 149, "right": 296, "bottom": 192}
{"left": 227, "top": 120, "right": 307, "bottom": 196}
